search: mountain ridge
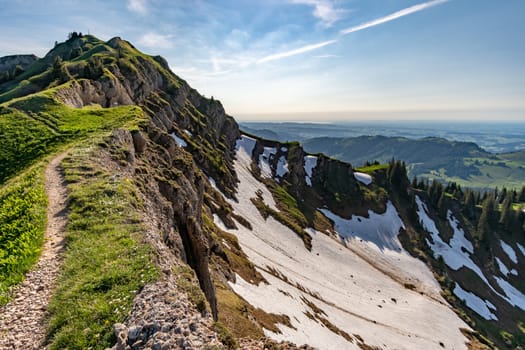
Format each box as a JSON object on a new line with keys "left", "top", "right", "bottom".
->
{"left": 1, "top": 35, "right": 524, "bottom": 349}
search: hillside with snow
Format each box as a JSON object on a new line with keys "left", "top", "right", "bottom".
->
{"left": 212, "top": 136, "right": 471, "bottom": 350}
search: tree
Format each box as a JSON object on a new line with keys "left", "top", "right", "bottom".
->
{"left": 499, "top": 193, "right": 514, "bottom": 229}
{"left": 463, "top": 189, "right": 476, "bottom": 220}
{"left": 477, "top": 195, "right": 496, "bottom": 243}
{"left": 519, "top": 186, "right": 525, "bottom": 202}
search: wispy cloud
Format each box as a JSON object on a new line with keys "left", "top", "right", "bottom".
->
{"left": 138, "top": 33, "right": 173, "bottom": 49}
{"left": 341, "top": 0, "right": 449, "bottom": 35}
{"left": 290, "top": 0, "right": 346, "bottom": 27}
{"left": 257, "top": 39, "right": 337, "bottom": 63}
{"left": 127, "top": 0, "right": 148, "bottom": 15}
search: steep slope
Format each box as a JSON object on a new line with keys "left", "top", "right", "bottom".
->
{"left": 1, "top": 34, "right": 524, "bottom": 349}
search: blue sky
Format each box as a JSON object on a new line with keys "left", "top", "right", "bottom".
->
{"left": 1, "top": 0, "right": 524, "bottom": 121}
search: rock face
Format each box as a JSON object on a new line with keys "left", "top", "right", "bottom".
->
{"left": 0, "top": 54, "right": 38, "bottom": 74}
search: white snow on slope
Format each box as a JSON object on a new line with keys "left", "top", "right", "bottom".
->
{"left": 259, "top": 147, "right": 277, "bottom": 179}
{"left": 220, "top": 148, "right": 470, "bottom": 350}
{"left": 353, "top": 172, "right": 372, "bottom": 185}
{"left": 303, "top": 156, "right": 317, "bottom": 186}
{"left": 447, "top": 211, "right": 473, "bottom": 254}
{"left": 496, "top": 257, "right": 510, "bottom": 276}
{"left": 494, "top": 277, "right": 525, "bottom": 310}
{"left": 319, "top": 202, "right": 404, "bottom": 252}
{"left": 171, "top": 132, "right": 187, "bottom": 147}
{"left": 517, "top": 243, "right": 525, "bottom": 257}
{"left": 500, "top": 240, "right": 518, "bottom": 264}
{"left": 415, "top": 196, "right": 491, "bottom": 287}
{"left": 453, "top": 284, "right": 498, "bottom": 321}
{"left": 235, "top": 136, "right": 278, "bottom": 210}
{"left": 276, "top": 155, "right": 288, "bottom": 178}
{"left": 415, "top": 196, "right": 524, "bottom": 311}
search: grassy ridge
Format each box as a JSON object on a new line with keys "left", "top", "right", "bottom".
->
{"left": 0, "top": 90, "right": 145, "bottom": 306}
{"left": 0, "top": 165, "right": 46, "bottom": 304}
{"left": 46, "top": 142, "right": 158, "bottom": 349}
{"left": 0, "top": 91, "right": 144, "bottom": 183}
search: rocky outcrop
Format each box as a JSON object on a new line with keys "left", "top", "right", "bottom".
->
{"left": 0, "top": 54, "right": 37, "bottom": 74}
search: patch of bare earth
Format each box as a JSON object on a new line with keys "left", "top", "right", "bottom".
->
{"left": 0, "top": 153, "right": 68, "bottom": 349}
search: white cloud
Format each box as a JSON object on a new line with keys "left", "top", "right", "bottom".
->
{"left": 341, "top": 0, "right": 449, "bottom": 35}
{"left": 257, "top": 39, "right": 337, "bottom": 63}
{"left": 290, "top": 0, "right": 346, "bottom": 27}
{"left": 127, "top": 0, "right": 148, "bottom": 15}
{"left": 137, "top": 33, "right": 173, "bottom": 49}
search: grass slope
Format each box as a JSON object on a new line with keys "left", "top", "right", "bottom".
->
{"left": 0, "top": 164, "right": 46, "bottom": 304}
{"left": 45, "top": 141, "right": 158, "bottom": 349}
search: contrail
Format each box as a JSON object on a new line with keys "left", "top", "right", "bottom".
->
{"left": 341, "top": 0, "right": 449, "bottom": 35}
{"left": 256, "top": 0, "right": 449, "bottom": 64}
{"left": 257, "top": 39, "right": 338, "bottom": 64}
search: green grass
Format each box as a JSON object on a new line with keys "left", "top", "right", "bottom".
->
{"left": 355, "top": 164, "right": 389, "bottom": 174}
{"left": 45, "top": 143, "right": 158, "bottom": 349}
{"left": 0, "top": 164, "right": 47, "bottom": 304}
{"left": 0, "top": 91, "right": 145, "bottom": 183}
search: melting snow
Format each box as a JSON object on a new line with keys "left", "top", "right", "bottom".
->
{"left": 494, "top": 277, "right": 525, "bottom": 310}
{"left": 259, "top": 147, "right": 277, "bottom": 179}
{"left": 415, "top": 197, "right": 492, "bottom": 288}
{"left": 517, "top": 243, "right": 525, "bottom": 257}
{"left": 353, "top": 172, "right": 372, "bottom": 185}
{"left": 416, "top": 196, "right": 524, "bottom": 310}
{"left": 171, "top": 133, "right": 187, "bottom": 147}
{"left": 276, "top": 155, "right": 288, "bottom": 178}
{"left": 303, "top": 156, "right": 317, "bottom": 186}
{"left": 319, "top": 202, "right": 404, "bottom": 252}
{"left": 236, "top": 135, "right": 256, "bottom": 155}
{"left": 500, "top": 240, "right": 518, "bottom": 264}
{"left": 496, "top": 257, "right": 510, "bottom": 276}
{"left": 234, "top": 135, "right": 278, "bottom": 211}
{"left": 219, "top": 149, "right": 470, "bottom": 349}
{"left": 453, "top": 284, "right": 498, "bottom": 321}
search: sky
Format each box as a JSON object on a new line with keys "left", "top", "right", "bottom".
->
{"left": 0, "top": 0, "right": 524, "bottom": 121}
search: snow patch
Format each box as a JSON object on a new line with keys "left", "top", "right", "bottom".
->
{"left": 494, "top": 276, "right": 525, "bottom": 310}
{"left": 276, "top": 155, "right": 288, "bottom": 178}
{"left": 500, "top": 240, "right": 518, "bottom": 264}
{"left": 303, "top": 156, "right": 317, "bottom": 187}
{"left": 447, "top": 211, "right": 473, "bottom": 254}
{"left": 517, "top": 243, "right": 525, "bottom": 257}
{"left": 496, "top": 257, "right": 510, "bottom": 276}
{"left": 353, "top": 172, "right": 372, "bottom": 185}
{"left": 184, "top": 129, "right": 193, "bottom": 137}
{"left": 259, "top": 147, "right": 277, "bottom": 179}
{"left": 319, "top": 201, "right": 405, "bottom": 251}
{"left": 415, "top": 197, "right": 492, "bottom": 288}
{"left": 236, "top": 135, "right": 256, "bottom": 156}
{"left": 171, "top": 133, "right": 187, "bottom": 147}
{"left": 453, "top": 284, "right": 498, "bottom": 321}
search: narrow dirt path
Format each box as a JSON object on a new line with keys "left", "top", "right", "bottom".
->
{"left": 0, "top": 152, "right": 69, "bottom": 349}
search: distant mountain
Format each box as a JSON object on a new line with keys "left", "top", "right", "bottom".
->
{"left": 301, "top": 136, "right": 525, "bottom": 190}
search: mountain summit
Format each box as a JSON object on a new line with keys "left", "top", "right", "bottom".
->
{"left": 1, "top": 34, "right": 524, "bottom": 349}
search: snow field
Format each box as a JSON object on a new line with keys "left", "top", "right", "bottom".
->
{"left": 219, "top": 142, "right": 470, "bottom": 349}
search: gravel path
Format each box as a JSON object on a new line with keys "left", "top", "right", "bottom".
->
{"left": 0, "top": 153, "right": 68, "bottom": 350}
